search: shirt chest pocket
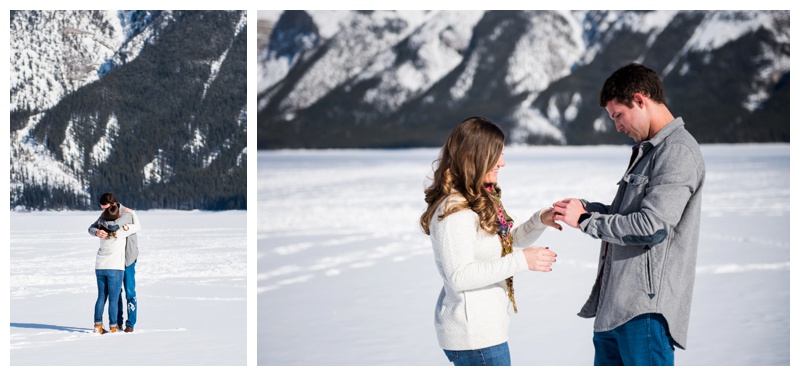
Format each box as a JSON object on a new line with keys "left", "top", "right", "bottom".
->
{"left": 617, "top": 173, "right": 649, "bottom": 213}
{"left": 623, "top": 173, "right": 649, "bottom": 186}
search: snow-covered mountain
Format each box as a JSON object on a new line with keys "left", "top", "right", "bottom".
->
{"left": 257, "top": 10, "right": 789, "bottom": 148}
{"left": 10, "top": 10, "right": 248, "bottom": 210}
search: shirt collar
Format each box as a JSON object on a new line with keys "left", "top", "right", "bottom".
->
{"left": 639, "top": 116, "right": 684, "bottom": 149}
{"left": 639, "top": 117, "right": 685, "bottom": 152}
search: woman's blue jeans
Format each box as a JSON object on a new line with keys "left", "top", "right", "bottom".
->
{"left": 443, "top": 342, "right": 511, "bottom": 366}
{"left": 94, "top": 269, "right": 124, "bottom": 327}
{"left": 593, "top": 313, "right": 675, "bottom": 366}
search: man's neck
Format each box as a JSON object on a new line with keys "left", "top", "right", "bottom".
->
{"left": 648, "top": 105, "right": 675, "bottom": 140}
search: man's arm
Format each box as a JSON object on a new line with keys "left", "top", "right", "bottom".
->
{"left": 579, "top": 143, "right": 702, "bottom": 246}
{"left": 88, "top": 215, "right": 105, "bottom": 238}
{"left": 89, "top": 203, "right": 130, "bottom": 238}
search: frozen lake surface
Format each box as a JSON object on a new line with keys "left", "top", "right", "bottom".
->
{"left": 9, "top": 210, "right": 247, "bottom": 365}
{"left": 257, "top": 144, "right": 790, "bottom": 366}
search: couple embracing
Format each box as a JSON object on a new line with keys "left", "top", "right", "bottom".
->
{"left": 421, "top": 63, "right": 705, "bottom": 366}
{"left": 88, "top": 192, "right": 141, "bottom": 334}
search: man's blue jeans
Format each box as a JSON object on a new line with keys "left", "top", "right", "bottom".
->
{"left": 94, "top": 269, "right": 124, "bottom": 326}
{"left": 116, "top": 261, "right": 137, "bottom": 328}
{"left": 593, "top": 313, "right": 675, "bottom": 366}
{"left": 443, "top": 342, "right": 511, "bottom": 366}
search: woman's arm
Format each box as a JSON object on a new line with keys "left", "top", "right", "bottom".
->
{"left": 432, "top": 210, "right": 528, "bottom": 292}
{"left": 117, "top": 210, "right": 141, "bottom": 238}
{"left": 511, "top": 208, "right": 552, "bottom": 247}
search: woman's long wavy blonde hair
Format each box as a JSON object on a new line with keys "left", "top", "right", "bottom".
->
{"left": 420, "top": 117, "right": 506, "bottom": 235}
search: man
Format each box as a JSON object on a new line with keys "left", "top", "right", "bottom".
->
{"left": 89, "top": 192, "right": 139, "bottom": 333}
{"left": 552, "top": 63, "right": 705, "bottom": 366}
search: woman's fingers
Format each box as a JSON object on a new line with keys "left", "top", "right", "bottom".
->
{"left": 524, "top": 246, "right": 557, "bottom": 272}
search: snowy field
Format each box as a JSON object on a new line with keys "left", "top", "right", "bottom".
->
{"left": 9, "top": 210, "right": 246, "bottom": 366}
{"left": 257, "top": 144, "right": 791, "bottom": 366}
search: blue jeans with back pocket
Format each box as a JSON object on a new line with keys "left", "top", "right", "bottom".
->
{"left": 94, "top": 269, "right": 124, "bottom": 327}
{"left": 593, "top": 313, "right": 675, "bottom": 366}
{"left": 443, "top": 342, "right": 511, "bottom": 366}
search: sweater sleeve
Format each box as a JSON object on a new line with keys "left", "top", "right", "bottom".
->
{"left": 432, "top": 209, "right": 527, "bottom": 292}
{"left": 116, "top": 211, "right": 141, "bottom": 238}
{"left": 510, "top": 208, "right": 547, "bottom": 247}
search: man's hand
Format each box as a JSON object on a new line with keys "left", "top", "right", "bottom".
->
{"left": 123, "top": 207, "right": 134, "bottom": 213}
{"left": 96, "top": 229, "right": 109, "bottom": 239}
{"left": 552, "top": 198, "right": 587, "bottom": 229}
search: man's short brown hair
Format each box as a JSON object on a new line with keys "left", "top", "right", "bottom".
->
{"left": 599, "top": 63, "right": 666, "bottom": 108}
{"left": 99, "top": 192, "right": 117, "bottom": 206}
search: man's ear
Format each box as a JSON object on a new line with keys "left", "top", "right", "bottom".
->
{"left": 633, "top": 92, "right": 646, "bottom": 108}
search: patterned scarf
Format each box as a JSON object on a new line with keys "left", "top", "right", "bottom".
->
{"left": 487, "top": 184, "right": 518, "bottom": 313}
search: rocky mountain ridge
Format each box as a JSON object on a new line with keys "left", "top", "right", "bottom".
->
{"left": 258, "top": 10, "right": 789, "bottom": 149}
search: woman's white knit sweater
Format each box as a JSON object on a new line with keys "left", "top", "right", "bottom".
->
{"left": 429, "top": 195, "right": 547, "bottom": 351}
{"left": 95, "top": 211, "right": 141, "bottom": 270}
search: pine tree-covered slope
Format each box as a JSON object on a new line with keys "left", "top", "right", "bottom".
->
{"left": 11, "top": 10, "right": 247, "bottom": 210}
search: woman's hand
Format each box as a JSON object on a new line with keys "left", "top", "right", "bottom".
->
{"left": 123, "top": 207, "right": 134, "bottom": 213}
{"left": 540, "top": 207, "right": 563, "bottom": 231}
{"left": 522, "top": 246, "right": 557, "bottom": 272}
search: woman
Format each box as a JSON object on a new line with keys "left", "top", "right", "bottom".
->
{"left": 93, "top": 204, "right": 140, "bottom": 334}
{"left": 420, "top": 116, "right": 560, "bottom": 366}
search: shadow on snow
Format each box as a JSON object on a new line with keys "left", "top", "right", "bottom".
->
{"left": 11, "top": 322, "right": 90, "bottom": 333}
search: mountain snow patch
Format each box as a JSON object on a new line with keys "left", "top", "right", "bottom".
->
{"left": 143, "top": 149, "right": 172, "bottom": 185}
{"left": 10, "top": 115, "right": 90, "bottom": 203}
{"left": 90, "top": 115, "right": 119, "bottom": 166}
